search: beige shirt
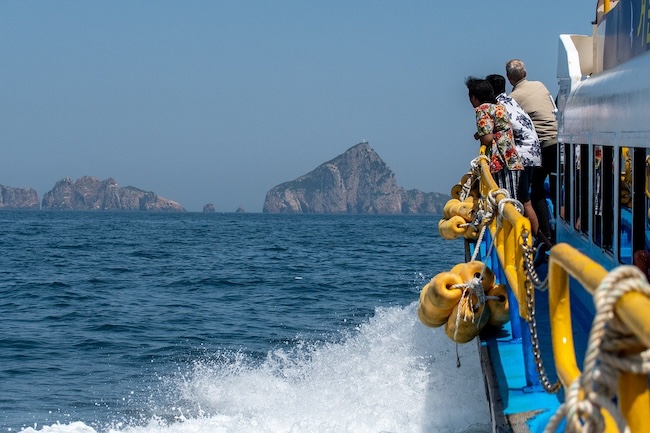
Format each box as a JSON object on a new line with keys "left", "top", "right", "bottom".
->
{"left": 509, "top": 79, "right": 558, "bottom": 147}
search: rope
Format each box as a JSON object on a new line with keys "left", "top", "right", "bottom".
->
{"left": 544, "top": 266, "right": 650, "bottom": 433}
{"left": 470, "top": 155, "right": 489, "bottom": 171}
{"left": 450, "top": 278, "right": 488, "bottom": 342}
{"left": 470, "top": 225, "right": 488, "bottom": 262}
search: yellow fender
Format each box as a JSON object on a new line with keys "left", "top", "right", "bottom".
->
{"left": 445, "top": 300, "right": 490, "bottom": 343}
{"left": 423, "top": 271, "right": 464, "bottom": 311}
{"left": 449, "top": 263, "right": 466, "bottom": 275}
{"left": 460, "top": 172, "right": 480, "bottom": 198}
{"left": 443, "top": 199, "right": 475, "bottom": 222}
{"left": 486, "top": 284, "right": 510, "bottom": 327}
{"left": 463, "top": 225, "right": 479, "bottom": 241}
{"left": 418, "top": 289, "right": 450, "bottom": 328}
{"left": 454, "top": 261, "right": 495, "bottom": 293}
{"left": 438, "top": 215, "right": 467, "bottom": 240}
{"left": 450, "top": 183, "right": 463, "bottom": 199}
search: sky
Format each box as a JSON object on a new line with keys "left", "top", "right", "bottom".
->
{"left": 1, "top": 1, "right": 596, "bottom": 212}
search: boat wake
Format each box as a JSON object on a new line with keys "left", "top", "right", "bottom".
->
{"left": 19, "top": 303, "right": 490, "bottom": 433}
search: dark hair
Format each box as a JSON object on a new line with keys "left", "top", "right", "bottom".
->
{"left": 465, "top": 77, "right": 496, "bottom": 104}
{"left": 485, "top": 74, "right": 506, "bottom": 95}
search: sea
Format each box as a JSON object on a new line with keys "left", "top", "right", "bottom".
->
{"left": 0, "top": 211, "right": 491, "bottom": 433}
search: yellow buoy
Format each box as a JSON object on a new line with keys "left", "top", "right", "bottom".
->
{"left": 438, "top": 215, "right": 467, "bottom": 240}
{"left": 450, "top": 183, "right": 463, "bottom": 199}
{"left": 418, "top": 289, "right": 450, "bottom": 328}
{"left": 443, "top": 199, "right": 475, "bottom": 222}
{"left": 463, "top": 225, "right": 479, "bottom": 241}
{"left": 449, "top": 263, "right": 465, "bottom": 275}
{"left": 486, "top": 284, "right": 510, "bottom": 327}
{"left": 445, "top": 298, "right": 490, "bottom": 343}
{"left": 423, "top": 271, "right": 464, "bottom": 311}
{"left": 454, "top": 261, "right": 495, "bottom": 292}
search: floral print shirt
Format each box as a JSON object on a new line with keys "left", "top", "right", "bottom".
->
{"left": 475, "top": 102, "right": 524, "bottom": 173}
{"left": 496, "top": 93, "right": 541, "bottom": 167}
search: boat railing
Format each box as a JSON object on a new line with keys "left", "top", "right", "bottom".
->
{"left": 474, "top": 151, "right": 534, "bottom": 319}
{"left": 474, "top": 150, "right": 650, "bottom": 433}
{"left": 548, "top": 243, "right": 650, "bottom": 433}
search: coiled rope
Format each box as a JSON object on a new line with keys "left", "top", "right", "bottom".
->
{"left": 544, "top": 266, "right": 650, "bottom": 433}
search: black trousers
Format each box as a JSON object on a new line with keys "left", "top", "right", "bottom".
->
{"left": 530, "top": 144, "right": 557, "bottom": 242}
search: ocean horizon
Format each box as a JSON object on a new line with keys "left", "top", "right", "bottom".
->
{"left": 1, "top": 211, "right": 490, "bottom": 433}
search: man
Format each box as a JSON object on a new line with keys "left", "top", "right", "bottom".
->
{"left": 506, "top": 59, "right": 557, "bottom": 245}
{"left": 486, "top": 74, "right": 542, "bottom": 241}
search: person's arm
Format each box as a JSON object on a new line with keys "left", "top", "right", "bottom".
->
{"left": 479, "top": 133, "right": 494, "bottom": 146}
{"left": 475, "top": 106, "right": 494, "bottom": 145}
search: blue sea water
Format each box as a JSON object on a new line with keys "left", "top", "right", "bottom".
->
{"left": 0, "top": 211, "right": 490, "bottom": 433}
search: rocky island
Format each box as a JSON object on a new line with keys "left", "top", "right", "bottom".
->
{"left": 0, "top": 185, "right": 40, "bottom": 209}
{"left": 263, "top": 142, "right": 449, "bottom": 214}
{"left": 41, "top": 176, "right": 185, "bottom": 211}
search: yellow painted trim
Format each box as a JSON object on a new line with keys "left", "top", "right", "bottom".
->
{"left": 475, "top": 150, "right": 533, "bottom": 318}
{"left": 547, "top": 243, "right": 650, "bottom": 433}
{"left": 470, "top": 146, "right": 650, "bottom": 432}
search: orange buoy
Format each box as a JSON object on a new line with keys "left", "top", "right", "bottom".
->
{"left": 423, "top": 271, "right": 464, "bottom": 311}
{"left": 486, "top": 284, "right": 510, "bottom": 327}
{"left": 438, "top": 215, "right": 467, "bottom": 240}
{"left": 445, "top": 298, "right": 490, "bottom": 343}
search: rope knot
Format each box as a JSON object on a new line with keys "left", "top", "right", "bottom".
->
{"left": 544, "top": 265, "right": 650, "bottom": 433}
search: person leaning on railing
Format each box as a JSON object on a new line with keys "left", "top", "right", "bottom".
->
{"left": 465, "top": 77, "right": 529, "bottom": 209}
{"left": 506, "top": 59, "right": 558, "bottom": 245}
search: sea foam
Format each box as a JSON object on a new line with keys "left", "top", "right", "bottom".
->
{"left": 20, "top": 303, "right": 490, "bottom": 433}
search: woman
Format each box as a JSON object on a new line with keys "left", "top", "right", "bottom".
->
{"left": 465, "top": 77, "right": 539, "bottom": 237}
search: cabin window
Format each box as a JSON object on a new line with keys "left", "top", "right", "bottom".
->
{"left": 645, "top": 152, "right": 650, "bottom": 253}
{"left": 593, "top": 146, "right": 613, "bottom": 252}
{"left": 631, "top": 148, "right": 648, "bottom": 265}
{"left": 560, "top": 143, "right": 569, "bottom": 223}
{"left": 619, "top": 147, "right": 633, "bottom": 264}
{"left": 640, "top": 150, "right": 650, "bottom": 270}
{"left": 575, "top": 143, "right": 589, "bottom": 235}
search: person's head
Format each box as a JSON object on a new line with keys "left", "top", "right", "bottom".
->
{"left": 485, "top": 74, "right": 506, "bottom": 95}
{"left": 505, "top": 59, "right": 527, "bottom": 86}
{"left": 465, "top": 76, "right": 495, "bottom": 107}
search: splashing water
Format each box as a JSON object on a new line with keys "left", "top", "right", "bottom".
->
{"left": 19, "top": 303, "right": 490, "bottom": 433}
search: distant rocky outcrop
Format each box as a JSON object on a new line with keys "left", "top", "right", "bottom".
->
{"left": 263, "top": 142, "right": 449, "bottom": 214}
{"left": 0, "top": 185, "right": 40, "bottom": 209}
{"left": 401, "top": 189, "right": 450, "bottom": 215}
{"left": 41, "top": 176, "right": 185, "bottom": 211}
{"left": 235, "top": 206, "right": 245, "bottom": 213}
{"left": 203, "top": 203, "right": 216, "bottom": 212}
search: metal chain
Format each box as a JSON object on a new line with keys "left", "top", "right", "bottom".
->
{"left": 521, "top": 232, "right": 548, "bottom": 290}
{"left": 521, "top": 231, "right": 561, "bottom": 394}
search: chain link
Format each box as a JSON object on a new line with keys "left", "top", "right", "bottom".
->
{"left": 521, "top": 231, "right": 561, "bottom": 394}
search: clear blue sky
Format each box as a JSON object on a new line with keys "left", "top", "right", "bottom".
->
{"left": 1, "top": 1, "right": 595, "bottom": 212}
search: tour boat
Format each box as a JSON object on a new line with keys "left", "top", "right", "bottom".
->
{"left": 420, "top": 1, "right": 650, "bottom": 431}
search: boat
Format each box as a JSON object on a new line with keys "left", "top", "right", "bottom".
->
{"left": 420, "top": 1, "right": 650, "bottom": 431}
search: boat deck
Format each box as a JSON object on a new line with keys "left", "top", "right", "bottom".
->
{"left": 480, "top": 316, "right": 563, "bottom": 433}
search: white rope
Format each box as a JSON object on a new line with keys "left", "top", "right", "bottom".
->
{"left": 450, "top": 277, "right": 488, "bottom": 341}
{"left": 544, "top": 265, "right": 650, "bottom": 433}
{"left": 470, "top": 155, "right": 489, "bottom": 171}
{"left": 470, "top": 225, "right": 488, "bottom": 262}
